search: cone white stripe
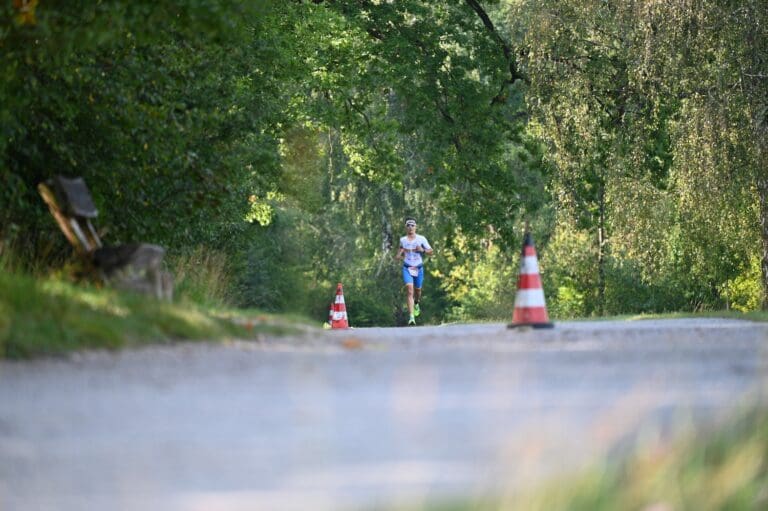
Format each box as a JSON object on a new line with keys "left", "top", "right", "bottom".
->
{"left": 514, "top": 289, "right": 547, "bottom": 307}
{"left": 335, "top": 295, "right": 345, "bottom": 304}
{"left": 332, "top": 311, "right": 347, "bottom": 320}
{"left": 519, "top": 256, "right": 540, "bottom": 274}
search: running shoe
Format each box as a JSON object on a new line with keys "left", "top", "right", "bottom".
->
{"left": 408, "top": 315, "right": 416, "bottom": 326}
{"left": 414, "top": 303, "right": 421, "bottom": 317}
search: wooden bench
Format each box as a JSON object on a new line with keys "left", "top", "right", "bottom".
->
{"left": 38, "top": 176, "right": 173, "bottom": 300}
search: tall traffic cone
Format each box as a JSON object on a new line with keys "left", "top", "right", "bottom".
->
{"left": 330, "top": 282, "right": 350, "bottom": 329}
{"left": 508, "top": 229, "right": 554, "bottom": 329}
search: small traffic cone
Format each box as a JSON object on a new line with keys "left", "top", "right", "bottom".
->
{"left": 330, "top": 282, "right": 350, "bottom": 329}
{"left": 508, "top": 229, "right": 554, "bottom": 329}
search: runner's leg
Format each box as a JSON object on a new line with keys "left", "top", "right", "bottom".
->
{"left": 402, "top": 265, "right": 416, "bottom": 320}
{"left": 413, "top": 267, "right": 424, "bottom": 315}
{"left": 405, "top": 283, "right": 415, "bottom": 317}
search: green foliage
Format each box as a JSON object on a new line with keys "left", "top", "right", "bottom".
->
{"left": 442, "top": 238, "right": 518, "bottom": 322}
{"left": 1, "top": 0, "right": 290, "bottom": 256}
{"left": 505, "top": 0, "right": 768, "bottom": 315}
{"left": 723, "top": 256, "right": 763, "bottom": 313}
{"left": 2, "top": 1, "right": 546, "bottom": 328}
{"left": 541, "top": 223, "right": 595, "bottom": 318}
{"left": 3, "top": 0, "right": 767, "bottom": 326}
{"left": 234, "top": 209, "right": 312, "bottom": 313}
{"left": 292, "top": 0, "right": 540, "bottom": 247}
{"left": 552, "top": 285, "right": 585, "bottom": 319}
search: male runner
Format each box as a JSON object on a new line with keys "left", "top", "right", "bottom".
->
{"left": 396, "top": 217, "right": 433, "bottom": 325}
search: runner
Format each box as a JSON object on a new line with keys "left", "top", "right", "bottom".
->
{"left": 396, "top": 217, "right": 433, "bottom": 325}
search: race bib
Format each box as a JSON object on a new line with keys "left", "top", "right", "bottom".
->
{"left": 408, "top": 266, "right": 420, "bottom": 277}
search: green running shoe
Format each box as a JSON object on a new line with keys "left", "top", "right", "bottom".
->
{"left": 408, "top": 315, "right": 416, "bottom": 326}
{"left": 414, "top": 303, "right": 421, "bottom": 317}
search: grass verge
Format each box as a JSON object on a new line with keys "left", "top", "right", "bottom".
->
{"left": 627, "top": 310, "right": 768, "bottom": 322}
{"left": 558, "top": 310, "right": 768, "bottom": 323}
{"left": 0, "top": 270, "right": 312, "bottom": 359}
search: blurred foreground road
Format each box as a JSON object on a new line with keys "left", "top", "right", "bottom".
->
{"left": 2, "top": 318, "right": 768, "bottom": 511}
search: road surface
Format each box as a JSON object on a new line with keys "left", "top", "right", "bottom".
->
{"left": 2, "top": 318, "right": 768, "bottom": 510}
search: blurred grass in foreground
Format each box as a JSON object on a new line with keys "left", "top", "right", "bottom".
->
{"left": 0, "top": 268, "right": 310, "bottom": 360}
{"left": 405, "top": 405, "right": 768, "bottom": 511}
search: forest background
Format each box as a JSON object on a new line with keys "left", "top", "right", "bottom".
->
{"left": 2, "top": 0, "right": 767, "bottom": 327}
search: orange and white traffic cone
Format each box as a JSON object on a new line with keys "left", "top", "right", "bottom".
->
{"left": 508, "top": 230, "right": 554, "bottom": 329}
{"left": 330, "top": 282, "right": 350, "bottom": 329}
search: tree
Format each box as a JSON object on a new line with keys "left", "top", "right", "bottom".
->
{"left": 1, "top": 1, "right": 293, "bottom": 256}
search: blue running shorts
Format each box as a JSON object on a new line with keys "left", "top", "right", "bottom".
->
{"left": 402, "top": 265, "right": 424, "bottom": 288}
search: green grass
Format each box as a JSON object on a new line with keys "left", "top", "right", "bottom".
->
{"left": 559, "top": 310, "right": 768, "bottom": 323}
{"left": 0, "top": 269, "right": 313, "bottom": 359}
{"left": 628, "top": 310, "right": 768, "bottom": 322}
{"left": 440, "top": 310, "right": 768, "bottom": 326}
{"left": 386, "top": 405, "right": 768, "bottom": 511}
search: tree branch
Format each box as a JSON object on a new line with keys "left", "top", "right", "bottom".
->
{"left": 463, "top": 0, "right": 526, "bottom": 104}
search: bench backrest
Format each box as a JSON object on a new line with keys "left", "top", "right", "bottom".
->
{"left": 38, "top": 176, "right": 103, "bottom": 257}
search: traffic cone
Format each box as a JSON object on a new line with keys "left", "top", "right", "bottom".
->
{"left": 508, "top": 230, "right": 554, "bottom": 329}
{"left": 330, "top": 282, "right": 350, "bottom": 329}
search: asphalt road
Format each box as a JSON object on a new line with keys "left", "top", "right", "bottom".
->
{"left": 2, "top": 318, "right": 768, "bottom": 511}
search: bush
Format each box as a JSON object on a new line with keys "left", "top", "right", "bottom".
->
{"left": 540, "top": 225, "right": 596, "bottom": 318}
{"left": 722, "top": 256, "right": 762, "bottom": 312}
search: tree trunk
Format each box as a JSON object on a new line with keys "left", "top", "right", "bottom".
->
{"left": 597, "top": 179, "right": 606, "bottom": 316}
{"left": 742, "top": 1, "right": 768, "bottom": 309}
{"left": 758, "top": 153, "right": 768, "bottom": 309}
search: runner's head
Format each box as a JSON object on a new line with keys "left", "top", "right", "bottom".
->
{"left": 405, "top": 218, "right": 417, "bottom": 230}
